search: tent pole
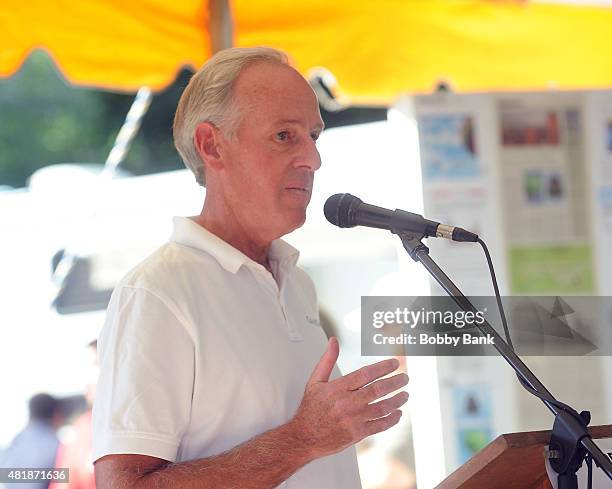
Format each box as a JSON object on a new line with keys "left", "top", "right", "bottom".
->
{"left": 209, "top": 0, "right": 233, "bottom": 53}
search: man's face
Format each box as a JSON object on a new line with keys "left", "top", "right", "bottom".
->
{"left": 217, "top": 62, "right": 324, "bottom": 240}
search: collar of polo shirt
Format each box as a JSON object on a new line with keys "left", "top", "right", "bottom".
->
{"left": 171, "top": 216, "right": 300, "bottom": 274}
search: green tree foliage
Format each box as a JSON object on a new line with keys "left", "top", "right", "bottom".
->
{"left": 0, "top": 50, "right": 192, "bottom": 188}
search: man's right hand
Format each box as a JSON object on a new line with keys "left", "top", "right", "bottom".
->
{"left": 95, "top": 336, "right": 404, "bottom": 489}
{"left": 290, "top": 337, "right": 409, "bottom": 459}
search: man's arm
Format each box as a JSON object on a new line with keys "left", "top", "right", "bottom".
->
{"left": 94, "top": 420, "right": 313, "bottom": 489}
{"left": 95, "top": 338, "right": 409, "bottom": 489}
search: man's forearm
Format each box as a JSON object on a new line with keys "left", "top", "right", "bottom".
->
{"left": 131, "top": 420, "right": 314, "bottom": 489}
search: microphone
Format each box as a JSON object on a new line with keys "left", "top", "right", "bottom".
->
{"left": 323, "top": 193, "right": 479, "bottom": 242}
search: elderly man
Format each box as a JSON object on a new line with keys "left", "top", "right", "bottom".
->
{"left": 92, "top": 47, "right": 409, "bottom": 488}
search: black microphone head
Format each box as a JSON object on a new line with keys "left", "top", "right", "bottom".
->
{"left": 324, "top": 193, "right": 362, "bottom": 228}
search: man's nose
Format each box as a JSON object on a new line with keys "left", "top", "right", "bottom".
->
{"left": 294, "top": 138, "right": 322, "bottom": 172}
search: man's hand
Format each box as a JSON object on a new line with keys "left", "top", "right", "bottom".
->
{"left": 290, "top": 337, "right": 409, "bottom": 459}
{"left": 95, "top": 338, "right": 407, "bottom": 489}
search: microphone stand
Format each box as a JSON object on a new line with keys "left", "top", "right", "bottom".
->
{"left": 396, "top": 230, "right": 612, "bottom": 488}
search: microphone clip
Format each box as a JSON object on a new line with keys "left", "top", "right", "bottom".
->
{"left": 396, "top": 230, "right": 430, "bottom": 262}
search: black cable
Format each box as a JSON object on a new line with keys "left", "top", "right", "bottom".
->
{"left": 477, "top": 238, "right": 513, "bottom": 349}
{"left": 477, "top": 237, "right": 586, "bottom": 421}
{"left": 587, "top": 453, "right": 593, "bottom": 489}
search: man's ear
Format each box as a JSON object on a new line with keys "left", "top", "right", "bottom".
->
{"left": 194, "top": 122, "right": 224, "bottom": 171}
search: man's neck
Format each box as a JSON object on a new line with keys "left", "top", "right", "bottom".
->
{"left": 193, "top": 211, "right": 272, "bottom": 272}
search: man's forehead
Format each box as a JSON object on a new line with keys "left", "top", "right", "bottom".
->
{"left": 235, "top": 61, "right": 301, "bottom": 92}
{"left": 233, "top": 62, "right": 321, "bottom": 119}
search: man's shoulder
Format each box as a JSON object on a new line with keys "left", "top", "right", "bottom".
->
{"left": 119, "top": 240, "right": 216, "bottom": 290}
{"left": 104, "top": 243, "right": 200, "bottom": 334}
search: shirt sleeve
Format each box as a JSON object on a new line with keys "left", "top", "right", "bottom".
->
{"left": 92, "top": 285, "right": 195, "bottom": 463}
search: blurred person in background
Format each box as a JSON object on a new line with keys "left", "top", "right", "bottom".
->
{"left": 0, "top": 393, "right": 63, "bottom": 489}
{"left": 49, "top": 340, "right": 98, "bottom": 489}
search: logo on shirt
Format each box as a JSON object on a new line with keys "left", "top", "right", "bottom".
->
{"left": 306, "top": 315, "right": 321, "bottom": 327}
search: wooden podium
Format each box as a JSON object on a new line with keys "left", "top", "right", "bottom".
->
{"left": 435, "top": 424, "right": 612, "bottom": 489}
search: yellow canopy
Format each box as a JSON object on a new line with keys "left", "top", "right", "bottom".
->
{"left": 3, "top": 1, "right": 612, "bottom": 103}
{"left": 235, "top": 0, "right": 612, "bottom": 104}
{"left": 0, "top": 0, "right": 211, "bottom": 92}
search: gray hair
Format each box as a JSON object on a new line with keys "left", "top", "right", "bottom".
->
{"left": 173, "top": 47, "right": 289, "bottom": 186}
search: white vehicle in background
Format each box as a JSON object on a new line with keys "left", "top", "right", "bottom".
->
{"left": 0, "top": 163, "right": 203, "bottom": 447}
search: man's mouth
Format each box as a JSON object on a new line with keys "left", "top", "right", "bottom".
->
{"left": 286, "top": 186, "right": 310, "bottom": 192}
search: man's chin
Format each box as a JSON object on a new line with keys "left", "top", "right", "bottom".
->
{"left": 278, "top": 209, "right": 307, "bottom": 236}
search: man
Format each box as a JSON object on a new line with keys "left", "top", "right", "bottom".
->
{"left": 92, "top": 47, "right": 409, "bottom": 488}
{"left": 0, "top": 393, "right": 62, "bottom": 489}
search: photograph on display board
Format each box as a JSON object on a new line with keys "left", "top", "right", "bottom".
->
{"left": 509, "top": 244, "right": 594, "bottom": 294}
{"left": 452, "top": 385, "right": 493, "bottom": 465}
{"left": 501, "top": 109, "right": 560, "bottom": 146}
{"left": 417, "top": 114, "right": 479, "bottom": 181}
{"left": 523, "top": 170, "right": 565, "bottom": 205}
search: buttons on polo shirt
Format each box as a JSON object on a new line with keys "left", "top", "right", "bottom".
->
{"left": 280, "top": 302, "right": 303, "bottom": 342}
{"left": 278, "top": 301, "right": 303, "bottom": 342}
{"left": 248, "top": 263, "right": 303, "bottom": 341}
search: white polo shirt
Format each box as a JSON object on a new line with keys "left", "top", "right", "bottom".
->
{"left": 92, "top": 216, "right": 362, "bottom": 488}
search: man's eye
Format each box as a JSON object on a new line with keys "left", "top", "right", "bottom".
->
{"left": 276, "top": 131, "right": 290, "bottom": 141}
